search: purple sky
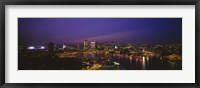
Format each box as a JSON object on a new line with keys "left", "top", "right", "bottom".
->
{"left": 18, "top": 18, "right": 182, "bottom": 46}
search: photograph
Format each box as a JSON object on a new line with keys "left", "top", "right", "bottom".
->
{"left": 18, "top": 18, "right": 182, "bottom": 70}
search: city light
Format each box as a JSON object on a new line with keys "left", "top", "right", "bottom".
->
{"left": 21, "top": 40, "right": 182, "bottom": 70}
{"left": 27, "top": 46, "right": 35, "bottom": 50}
{"left": 115, "top": 45, "right": 118, "bottom": 49}
{"left": 63, "top": 45, "right": 66, "bottom": 49}
{"left": 18, "top": 18, "right": 182, "bottom": 70}
{"left": 39, "top": 46, "right": 45, "bottom": 49}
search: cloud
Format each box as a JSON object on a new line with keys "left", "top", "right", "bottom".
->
{"left": 68, "top": 30, "right": 138, "bottom": 44}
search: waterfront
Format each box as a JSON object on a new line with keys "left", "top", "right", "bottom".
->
{"left": 18, "top": 18, "right": 182, "bottom": 70}
{"left": 18, "top": 44, "right": 182, "bottom": 70}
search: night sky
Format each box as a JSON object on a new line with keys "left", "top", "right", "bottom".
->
{"left": 18, "top": 18, "right": 182, "bottom": 46}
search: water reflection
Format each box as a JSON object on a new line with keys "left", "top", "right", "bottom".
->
{"left": 62, "top": 51, "right": 181, "bottom": 70}
{"left": 142, "top": 56, "right": 146, "bottom": 70}
{"left": 129, "top": 55, "right": 133, "bottom": 64}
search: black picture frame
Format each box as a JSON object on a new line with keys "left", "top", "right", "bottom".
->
{"left": 0, "top": 0, "right": 200, "bottom": 88}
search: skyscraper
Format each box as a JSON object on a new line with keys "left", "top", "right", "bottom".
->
{"left": 63, "top": 43, "right": 66, "bottom": 50}
{"left": 90, "top": 42, "right": 97, "bottom": 49}
{"left": 83, "top": 40, "right": 88, "bottom": 50}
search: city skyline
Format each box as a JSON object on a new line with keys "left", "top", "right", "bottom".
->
{"left": 18, "top": 18, "right": 182, "bottom": 70}
{"left": 18, "top": 18, "right": 182, "bottom": 46}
